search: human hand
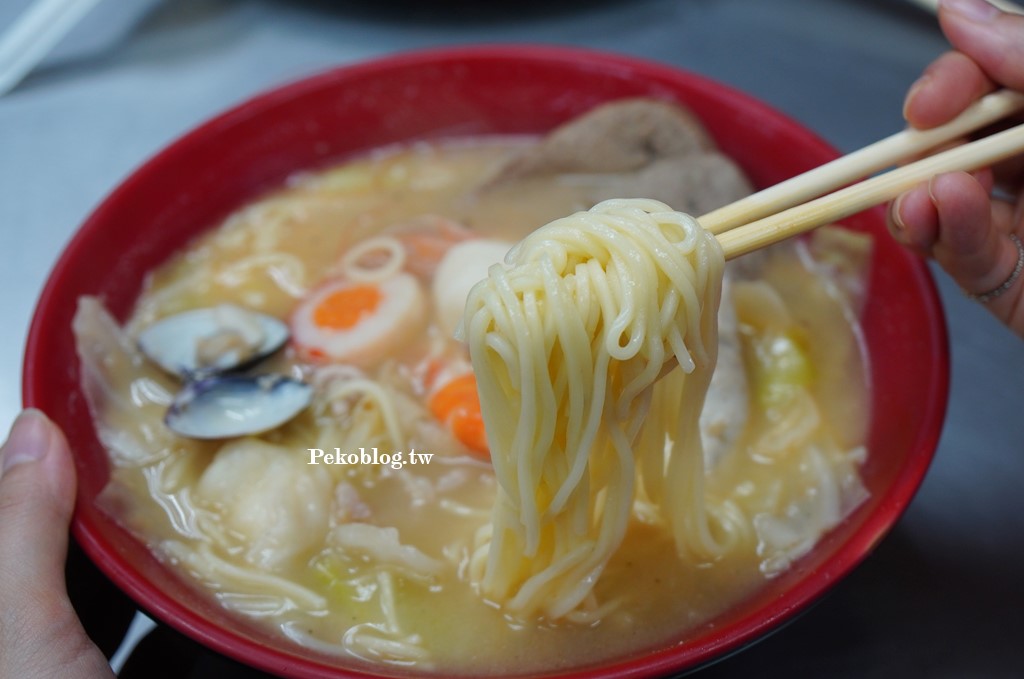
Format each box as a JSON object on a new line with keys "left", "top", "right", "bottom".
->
{"left": 0, "top": 410, "right": 114, "bottom": 679}
{"left": 889, "top": 0, "right": 1024, "bottom": 336}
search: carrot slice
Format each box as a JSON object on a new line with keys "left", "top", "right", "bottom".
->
{"left": 312, "top": 284, "right": 382, "bottom": 330}
{"left": 429, "top": 373, "right": 489, "bottom": 459}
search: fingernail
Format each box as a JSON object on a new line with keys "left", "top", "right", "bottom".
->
{"left": 941, "top": 0, "right": 1000, "bottom": 23}
{"left": 1, "top": 410, "right": 54, "bottom": 474}
{"left": 890, "top": 194, "right": 908, "bottom": 233}
{"left": 927, "top": 175, "right": 942, "bottom": 206}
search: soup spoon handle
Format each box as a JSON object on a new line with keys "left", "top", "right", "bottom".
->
{"left": 108, "top": 611, "right": 157, "bottom": 674}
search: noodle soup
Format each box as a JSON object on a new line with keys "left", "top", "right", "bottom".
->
{"left": 74, "top": 126, "right": 870, "bottom": 674}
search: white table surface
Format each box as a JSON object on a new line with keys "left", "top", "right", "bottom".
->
{"left": 2, "top": 0, "right": 1023, "bottom": 676}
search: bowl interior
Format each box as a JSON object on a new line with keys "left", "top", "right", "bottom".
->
{"left": 23, "top": 46, "right": 948, "bottom": 679}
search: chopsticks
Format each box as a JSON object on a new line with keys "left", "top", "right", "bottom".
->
{"left": 703, "top": 90, "right": 1024, "bottom": 260}
{"left": 0, "top": 0, "right": 105, "bottom": 96}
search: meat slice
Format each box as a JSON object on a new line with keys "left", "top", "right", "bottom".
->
{"left": 580, "top": 154, "right": 753, "bottom": 216}
{"left": 495, "top": 98, "right": 714, "bottom": 177}
{"left": 488, "top": 98, "right": 752, "bottom": 213}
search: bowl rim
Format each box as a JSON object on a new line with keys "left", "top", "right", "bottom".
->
{"left": 22, "top": 43, "right": 950, "bottom": 679}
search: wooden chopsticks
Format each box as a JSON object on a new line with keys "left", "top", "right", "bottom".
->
{"left": 703, "top": 90, "right": 1024, "bottom": 260}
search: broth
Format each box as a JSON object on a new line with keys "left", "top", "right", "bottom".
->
{"left": 75, "top": 138, "right": 869, "bottom": 674}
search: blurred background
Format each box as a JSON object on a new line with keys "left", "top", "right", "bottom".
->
{"left": 1, "top": 0, "right": 1022, "bottom": 676}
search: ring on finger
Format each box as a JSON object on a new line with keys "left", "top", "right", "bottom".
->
{"left": 965, "top": 234, "right": 1024, "bottom": 304}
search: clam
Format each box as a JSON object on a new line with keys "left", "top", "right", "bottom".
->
{"left": 165, "top": 374, "right": 313, "bottom": 440}
{"left": 136, "top": 304, "right": 313, "bottom": 439}
{"left": 138, "top": 304, "right": 289, "bottom": 379}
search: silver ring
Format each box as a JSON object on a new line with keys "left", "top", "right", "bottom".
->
{"left": 966, "top": 233, "right": 1024, "bottom": 304}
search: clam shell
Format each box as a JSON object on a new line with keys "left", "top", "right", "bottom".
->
{"left": 164, "top": 374, "right": 312, "bottom": 439}
{"left": 138, "top": 305, "right": 289, "bottom": 378}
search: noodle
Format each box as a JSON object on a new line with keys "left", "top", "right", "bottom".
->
{"left": 216, "top": 252, "right": 309, "bottom": 298}
{"left": 163, "top": 541, "right": 328, "bottom": 612}
{"left": 465, "top": 198, "right": 734, "bottom": 618}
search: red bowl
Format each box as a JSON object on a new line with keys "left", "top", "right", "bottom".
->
{"left": 22, "top": 46, "right": 948, "bottom": 678}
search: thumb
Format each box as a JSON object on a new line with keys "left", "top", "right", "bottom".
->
{"left": 0, "top": 409, "right": 77, "bottom": 594}
{"left": 940, "top": 0, "right": 1024, "bottom": 91}
{"left": 0, "top": 410, "right": 114, "bottom": 679}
